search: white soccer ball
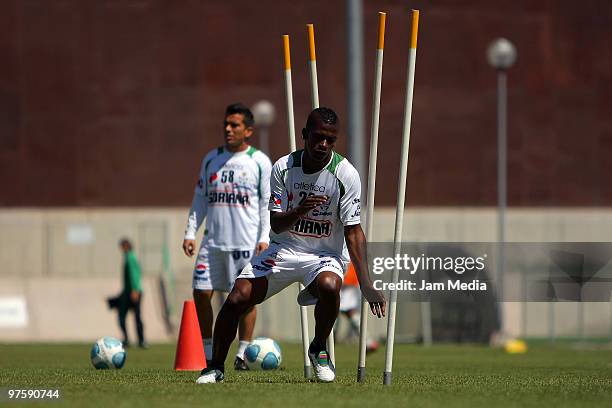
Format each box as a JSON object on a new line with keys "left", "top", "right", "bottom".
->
{"left": 90, "top": 337, "right": 127, "bottom": 369}
{"left": 244, "top": 337, "right": 282, "bottom": 370}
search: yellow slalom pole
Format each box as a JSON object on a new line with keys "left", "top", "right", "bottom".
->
{"left": 307, "top": 24, "right": 320, "bottom": 108}
{"left": 357, "top": 11, "right": 386, "bottom": 383}
{"left": 284, "top": 34, "right": 312, "bottom": 379}
{"left": 306, "top": 23, "right": 335, "bottom": 366}
{"left": 283, "top": 35, "right": 297, "bottom": 152}
{"left": 383, "top": 9, "right": 419, "bottom": 386}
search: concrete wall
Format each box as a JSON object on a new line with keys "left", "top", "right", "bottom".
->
{"left": 0, "top": 276, "right": 167, "bottom": 342}
{"left": 1, "top": 207, "right": 611, "bottom": 342}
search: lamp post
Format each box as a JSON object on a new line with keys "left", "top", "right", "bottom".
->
{"left": 252, "top": 100, "right": 276, "bottom": 155}
{"left": 347, "top": 0, "right": 366, "bottom": 192}
{"left": 487, "top": 38, "right": 516, "bottom": 305}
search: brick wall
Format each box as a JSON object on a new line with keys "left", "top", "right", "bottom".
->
{"left": 1, "top": 0, "right": 611, "bottom": 206}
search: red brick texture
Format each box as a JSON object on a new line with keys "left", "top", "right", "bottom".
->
{"left": 1, "top": 0, "right": 611, "bottom": 206}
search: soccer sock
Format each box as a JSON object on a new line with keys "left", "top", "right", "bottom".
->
{"left": 236, "top": 340, "right": 249, "bottom": 359}
{"left": 203, "top": 338, "right": 213, "bottom": 360}
{"left": 309, "top": 338, "right": 326, "bottom": 355}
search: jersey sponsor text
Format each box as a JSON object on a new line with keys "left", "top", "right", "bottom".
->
{"left": 292, "top": 217, "right": 332, "bottom": 238}
{"left": 208, "top": 191, "right": 250, "bottom": 206}
{"left": 294, "top": 181, "right": 326, "bottom": 193}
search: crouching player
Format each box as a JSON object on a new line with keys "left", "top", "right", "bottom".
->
{"left": 196, "top": 107, "right": 386, "bottom": 384}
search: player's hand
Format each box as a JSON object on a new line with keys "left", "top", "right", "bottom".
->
{"left": 294, "top": 195, "right": 328, "bottom": 215}
{"left": 361, "top": 285, "right": 386, "bottom": 318}
{"left": 256, "top": 242, "right": 269, "bottom": 255}
{"left": 130, "top": 290, "right": 140, "bottom": 303}
{"left": 183, "top": 239, "right": 196, "bottom": 257}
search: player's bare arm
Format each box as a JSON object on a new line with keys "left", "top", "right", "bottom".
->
{"left": 255, "top": 242, "right": 269, "bottom": 255}
{"left": 182, "top": 239, "right": 196, "bottom": 257}
{"left": 270, "top": 195, "right": 329, "bottom": 233}
{"left": 344, "top": 224, "right": 386, "bottom": 318}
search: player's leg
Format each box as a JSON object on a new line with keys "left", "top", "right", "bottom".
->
{"left": 307, "top": 271, "right": 342, "bottom": 382}
{"left": 196, "top": 277, "right": 268, "bottom": 383}
{"left": 238, "top": 306, "right": 256, "bottom": 339}
{"left": 235, "top": 306, "right": 256, "bottom": 369}
{"left": 133, "top": 293, "right": 146, "bottom": 348}
{"left": 230, "top": 249, "right": 257, "bottom": 369}
{"left": 309, "top": 271, "right": 342, "bottom": 349}
{"left": 300, "top": 254, "right": 345, "bottom": 383}
{"left": 340, "top": 286, "right": 361, "bottom": 339}
{"left": 346, "top": 305, "right": 379, "bottom": 353}
{"left": 196, "top": 244, "right": 297, "bottom": 383}
{"left": 192, "top": 244, "right": 216, "bottom": 359}
{"left": 212, "top": 278, "right": 267, "bottom": 364}
{"left": 344, "top": 309, "right": 359, "bottom": 337}
{"left": 193, "top": 289, "right": 214, "bottom": 358}
{"left": 118, "top": 297, "right": 129, "bottom": 347}
{"left": 339, "top": 286, "right": 355, "bottom": 341}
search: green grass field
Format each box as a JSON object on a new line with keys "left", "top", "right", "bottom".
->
{"left": 1, "top": 342, "right": 611, "bottom": 407}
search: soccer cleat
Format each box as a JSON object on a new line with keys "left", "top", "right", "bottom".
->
{"left": 297, "top": 287, "right": 318, "bottom": 306}
{"left": 195, "top": 367, "right": 224, "bottom": 384}
{"left": 234, "top": 356, "right": 249, "bottom": 371}
{"left": 308, "top": 349, "right": 335, "bottom": 382}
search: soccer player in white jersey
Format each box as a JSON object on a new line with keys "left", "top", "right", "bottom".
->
{"left": 183, "top": 103, "right": 272, "bottom": 370}
{"left": 196, "top": 107, "right": 386, "bottom": 384}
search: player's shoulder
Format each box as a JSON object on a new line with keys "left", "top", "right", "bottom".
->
{"left": 273, "top": 150, "right": 303, "bottom": 171}
{"left": 202, "top": 146, "right": 225, "bottom": 163}
{"left": 327, "top": 151, "right": 360, "bottom": 183}
{"left": 198, "top": 147, "right": 225, "bottom": 172}
{"left": 247, "top": 146, "right": 272, "bottom": 167}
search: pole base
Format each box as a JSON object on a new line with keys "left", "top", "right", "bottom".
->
{"left": 304, "top": 365, "right": 313, "bottom": 379}
{"left": 383, "top": 371, "right": 392, "bottom": 385}
{"left": 357, "top": 366, "right": 366, "bottom": 382}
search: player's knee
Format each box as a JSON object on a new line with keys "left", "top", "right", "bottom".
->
{"left": 226, "top": 285, "right": 253, "bottom": 313}
{"left": 316, "top": 273, "right": 342, "bottom": 297}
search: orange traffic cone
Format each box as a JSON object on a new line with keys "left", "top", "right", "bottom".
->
{"left": 174, "top": 300, "right": 207, "bottom": 371}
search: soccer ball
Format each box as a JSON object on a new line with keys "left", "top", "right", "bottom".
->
{"left": 244, "top": 337, "right": 282, "bottom": 370}
{"left": 90, "top": 337, "right": 127, "bottom": 369}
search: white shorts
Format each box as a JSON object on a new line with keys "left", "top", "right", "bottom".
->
{"left": 192, "top": 245, "right": 253, "bottom": 292}
{"left": 339, "top": 286, "right": 361, "bottom": 312}
{"left": 237, "top": 243, "right": 346, "bottom": 300}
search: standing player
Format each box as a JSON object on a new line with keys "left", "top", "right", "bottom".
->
{"left": 117, "top": 238, "right": 146, "bottom": 348}
{"left": 183, "top": 103, "right": 272, "bottom": 370}
{"left": 196, "top": 107, "right": 386, "bottom": 384}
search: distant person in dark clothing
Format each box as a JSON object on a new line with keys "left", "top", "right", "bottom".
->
{"left": 118, "top": 238, "right": 146, "bottom": 348}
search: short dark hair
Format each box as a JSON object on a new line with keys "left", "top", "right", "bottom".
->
{"left": 306, "top": 107, "right": 338, "bottom": 130}
{"left": 225, "top": 103, "right": 254, "bottom": 127}
{"left": 119, "top": 238, "right": 132, "bottom": 250}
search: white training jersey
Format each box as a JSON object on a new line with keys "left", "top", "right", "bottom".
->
{"left": 185, "top": 146, "right": 272, "bottom": 251}
{"left": 268, "top": 150, "right": 362, "bottom": 261}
